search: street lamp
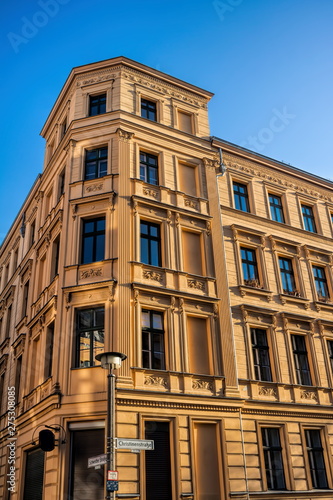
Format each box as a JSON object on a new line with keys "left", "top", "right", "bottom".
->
{"left": 95, "top": 351, "right": 127, "bottom": 499}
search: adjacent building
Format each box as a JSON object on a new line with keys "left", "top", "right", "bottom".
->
{"left": 1, "top": 56, "right": 333, "bottom": 500}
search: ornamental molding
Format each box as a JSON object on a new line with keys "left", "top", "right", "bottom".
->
{"left": 184, "top": 198, "right": 198, "bottom": 210}
{"left": 80, "top": 268, "right": 103, "bottom": 279}
{"left": 187, "top": 279, "right": 205, "bottom": 291}
{"left": 122, "top": 68, "right": 208, "bottom": 108}
{"left": 116, "top": 127, "right": 134, "bottom": 142}
{"left": 143, "top": 187, "right": 158, "bottom": 198}
{"left": 192, "top": 379, "right": 213, "bottom": 391}
{"left": 144, "top": 375, "right": 168, "bottom": 388}
{"left": 76, "top": 69, "right": 120, "bottom": 87}
{"left": 86, "top": 183, "right": 103, "bottom": 193}
{"left": 143, "top": 270, "right": 163, "bottom": 282}
{"left": 258, "top": 386, "right": 277, "bottom": 397}
{"left": 300, "top": 390, "right": 318, "bottom": 401}
{"left": 226, "top": 159, "right": 333, "bottom": 202}
{"left": 202, "top": 157, "right": 219, "bottom": 171}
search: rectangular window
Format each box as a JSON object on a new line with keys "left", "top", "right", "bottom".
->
{"left": 187, "top": 316, "right": 211, "bottom": 375}
{"left": 313, "top": 266, "right": 329, "bottom": 299}
{"left": 261, "top": 428, "right": 286, "bottom": 490}
{"left": 15, "top": 355, "right": 22, "bottom": 404}
{"left": 61, "top": 117, "right": 67, "bottom": 138}
{"left": 140, "top": 221, "right": 161, "bottom": 266}
{"left": 194, "top": 423, "right": 222, "bottom": 499}
{"left": 12, "top": 248, "right": 18, "bottom": 274}
{"left": 30, "top": 336, "right": 40, "bottom": 391}
{"left": 279, "top": 257, "right": 296, "bottom": 294}
{"left": 81, "top": 217, "right": 105, "bottom": 264}
{"left": 251, "top": 328, "right": 272, "bottom": 381}
{"left": 182, "top": 231, "right": 203, "bottom": 276}
{"left": 142, "top": 310, "right": 165, "bottom": 370}
{"left": 51, "top": 236, "right": 60, "bottom": 280}
{"left": 179, "top": 162, "right": 197, "bottom": 197}
{"left": 302, "top": 205, "right": 317, "bottom": 232}
{"left": 178, "top": 110, "right": 193, "bottom": 133}
{"left": 84, "top": 147, "right": 108, "bottom": 180}
{"left": 69, "top": 429, "right": 104, "bottom": 499}
{"left": 22, "top": 280, "right": 30, "bottom": 318}
{"left": 89, "top": 93, "right": 106, "bottom": 116}
{"left": 141, "top": 99, "right": 157, "bottom": 121}
{"left": 233, "top": 182, "right": 250, "bottom": 212}
{"left": 145, "top": 421, "right": 172, "bottom": 500}
{"left": 30, "top": 220, "right": 36, "bottom": 247}
{"left": 140, "top": 152, "right": 158, "bottom": 185}
{"left": 305, "top": 429, "right": 328, "bottom": 489}
{"left": 5, "top": 305, "right": 12, "bottom": 339}
{"left": 58, "top": 168, "right": 65, "bottom": 200}
{"left": 44, "top": 322, "right": 54, "bottom": 379}
{"left": 23, "top": 448, "right": 45, "bottom": 500}
{"left": 241, "top": 247, "right": 259, "bottom": 285}
{"left": 75, "top": 307, "right": 104, "bottom": 368}
{"left": 269, "top": 194, "right": 285, "bottom": 223}
{"left": 291, "top": 334, "right": 312, "bottom": 386}
{"left": 327, "top": 340, "right": 333, "bottom": 375}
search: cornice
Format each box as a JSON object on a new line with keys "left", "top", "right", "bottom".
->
{"left": 226, "top": 156, "right": 333, "bottom": 202}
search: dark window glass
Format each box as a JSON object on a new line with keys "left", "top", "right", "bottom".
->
{"left": 51, "top": 236, "right": 60, "bottom": 279}
{"left": 76, "top": 307, "right": 104, "bottom": 368}
{"left": 140, "top": 221, "right": 161, "bottom": 266}
{"left": 279, "top": 257, "right": 296, "bottom": 294}
{"left": 269, "top": 194, "right": 285, "bottom": 223}
{"left": 305, "top": 429, "right": 328, "bottom": 489}
{"left": 302, "top": 205, "right": 317, "bottom": 233}
{"left": 58, "top": 169, "right": 65, "bottom": 200}
{"left": 23, "top": 448, "right": 45, "bottom": 500}
{"left": 22, "top": 280, "right": 30, "bottom": 318}
{"left": 251, "top": 328, "right": 272, "bottom": 381}
{"left": 89, "top": 93, "right": 106, "bottom": 116}
{"left": 30, "top": 220, "right": 36, "bottom": 247}
{"left": 15, "top": 355, "right": 22, "bottom": 404}
{"left": 141, "top": 99, "right": 157, "bottom": 121}
{"left": 142, "top": 310, "right": 165, "bottom": 370}
{"left": 81, "top": 217, "right": 105, "bottom": 264}
{"left": 241, "top": 247, "right": 259, "bottom": 284}
{"left": 69, "top": 429, "right": 104, "bottom": 499}
{"left": 140, "top": 152, "right": 158, "bottom": 185}
{"left": 328, "top": 340, "right": 333, "bottom": 375}
{"left": 233, "top": 182, "right": 250, "bottom": 212}
{"left": 44, "top": 322, "right": 54, "bottom": 379}
{"left": 331, "top": 213, "right": 333, "bottom": 226}
{"left": 313, "top": 266, "right": 329, "bottom": 299}
{"left": 291, "top": 334, "right": 312, "bottom": 386}
{"left": 145, "top": 421, "right": 172, "bottom": 500}
{"left": 262, "top": 428, "right": 286, "bottom": 490}
{"left": 84, "top": 147, "right": 108, "bottom": 180}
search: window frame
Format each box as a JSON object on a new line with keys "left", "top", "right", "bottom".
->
{"left": 232, "top": 181, "right": 250, "bottom": 212}
{"left": 140, "top": 220, "right": 162, "bottom": 267}
{"left": 301, "top": 427, "right": 331, "bottom": 490}
{"left": 141, "top": 98, "right": 157, "bottom": 122}
{"left": 290, "top": 334, "right": 313, "bottom": 386}
{"left": 177, "top": 109, "right": 194, "bottom": 134}
{"left": 240, "top": 246, "right": 260, "bottom": 287}
{"left": 278, "top": 256, "right": 298, "bottom": 295}
{"left": 80, "top": 216, "right": 106, "bottom": 265}
{"left": 312, "top": 265, "right": 330, "bottom": 301}
{"left": 268, "top": 193, "right": 285, "bottom": 223}
{"left": 84, "top": 146, "right": 108, "bottom": 181}
{"left": 88, "top": 93, "right": 107, "bottom": 116}
{"left": 140, "top": 151, "right": 159, "bottom": 185}
{"left": 260, "top": 426, "right": 287, "bottom": 491}
{"left": 251, "top": 327, "right": 273, "bottom": 382}
{"left": 141, "top": 309, "right": 166, "bottom": 370}
{"left": 301, "top": 204, "right": 317, "bottom": 233}
{"left": 75, "top": 306, "right": 105, "bottom": 369}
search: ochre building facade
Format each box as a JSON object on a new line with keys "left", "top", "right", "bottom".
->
{"left": 1, "top": 56, "right": 333, "bottom": 500}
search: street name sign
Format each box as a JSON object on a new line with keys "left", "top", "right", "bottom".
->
{"left": 88, "top": 454, "right": 107, "bottom": 468}
{"left": 115, "top": 438, "right": 154, "bottom": 450}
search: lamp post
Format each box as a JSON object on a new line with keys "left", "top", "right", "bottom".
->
{"left": 95, "top": 351, "right": 127, "bottom": 500}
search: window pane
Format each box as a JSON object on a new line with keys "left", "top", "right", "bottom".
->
{"left": 262, "top": 428, "right": 286, "bottom": 490}
{"left": 305, "top": 430, "right": 328, "bottom": 489}
{"left": 233, "top": 182, "right": 250, "bottom": 212}
{"left": 269, "top": 194, "right": 285, "bottom": 223}
{"left": 76, "top": 307, "right": 104, "bottom": 368}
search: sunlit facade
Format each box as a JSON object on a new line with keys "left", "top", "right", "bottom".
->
{"left": 1, "top": 57, "right": 333, "bottom": 500}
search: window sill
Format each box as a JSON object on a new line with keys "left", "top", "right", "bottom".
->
{"left": 314, "top": 299, "right": 333, "bottom": 312}
{"left": 239, "top": 284, "right": 273, "bottom": 301}
{"left": 279, "top": 293, "right": 310, "bottom": 309}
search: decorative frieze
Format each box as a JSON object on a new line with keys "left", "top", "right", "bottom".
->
{"left": 187, "top": 279, "right": 205, "bottom": 291}
{"left": 80, "top": 268, "right": 103, "bottom": 279}
{"left": 144, "top": 375, "right": 167, "bottom": 388}
{"left": 301, "top": 390, "right": 318, "bottom": 402}
{"left": 143, "top": 187, "right": 158, "bottom": 198}
{"left": 192, "top": 379, "right": 213, "bottom": 391}
{"left": 142, "top": 270, "right": 163, "bottom": 282}
{"left": 86, "top": 183, "right": 103, "bottom": 193}
{"left": 259, "top": 386, "right": 277, "bottom": 397}
{"left": 184, "top": 198, "right": 198, "bottom": 210}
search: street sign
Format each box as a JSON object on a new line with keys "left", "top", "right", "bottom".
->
{"left": 115, "top": 438, "right": 154, "bottom": 450}
{"left": 108, "top": 470, "right": 118, "bottom": 481}
{"left": 88, "top": 454, "right": 107, "bottom": 468}
{"left": 107, "top": 480, "right": 119, "bottom": 492}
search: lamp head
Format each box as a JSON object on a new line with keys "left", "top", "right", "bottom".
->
{"left": 95, "top": 351, "right": 127, "bottom": 370}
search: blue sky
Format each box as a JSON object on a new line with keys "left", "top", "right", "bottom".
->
{"left": 1, "top": 0, "right": 332, "bottom": 243}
